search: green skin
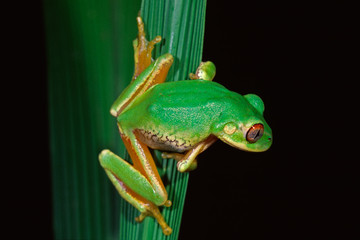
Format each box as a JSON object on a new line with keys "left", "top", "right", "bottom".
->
{"left": 119, "top": 79, "right": 272, "bottom": 153}
{"left": 99, "top": 17, "right": 272, "bottom": 236}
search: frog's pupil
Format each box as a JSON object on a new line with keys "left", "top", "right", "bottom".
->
{"left": 251, "top": 129, "right": 259, "bottom": 140}
{"left": 254, "top": 129, "right": 260, "bottom": 139}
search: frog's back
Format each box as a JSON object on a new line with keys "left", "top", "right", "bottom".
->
{"left": 146, "top": 80, "right": 232, "bottom": 107}
{"left": 121, "top": 80, "right": 243, "bottom": 130}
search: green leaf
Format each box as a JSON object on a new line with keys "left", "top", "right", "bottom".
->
{"left": 45, "top": 0, "right": 207, "bottom": 239}
{"left": 45, "top": 0, "right": 141, "bottom": 239}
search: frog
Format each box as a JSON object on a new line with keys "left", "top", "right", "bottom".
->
{"left": 99, "top": 16, "right": 272, "bottom": 235}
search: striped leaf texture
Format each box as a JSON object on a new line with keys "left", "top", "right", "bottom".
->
{"left": 45, "top": 0, "right": 206, "bottom": 239}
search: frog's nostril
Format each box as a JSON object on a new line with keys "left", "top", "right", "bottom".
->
{"left": 268, "top": 137, "right": 272, "bottom": 141}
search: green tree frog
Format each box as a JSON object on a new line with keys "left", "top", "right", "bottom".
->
{"left": 99, "top": 17, "right": 272, "bottom": 235}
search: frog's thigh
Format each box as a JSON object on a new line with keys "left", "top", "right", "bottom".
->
{"left": 99, "top": 150, "right": 161, "bottom": 206}
{"left": 99, "top": 150, "right": 172, "bottom": 235}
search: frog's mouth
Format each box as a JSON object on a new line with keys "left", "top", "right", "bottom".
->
{"left": 219, "top": 134, "right": 272, "bottom": 152}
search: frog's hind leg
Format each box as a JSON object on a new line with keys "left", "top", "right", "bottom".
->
{"left": 99, "top": 149, "right": 172, "bottom": 235}
{"left": 110, "top": 16, "right": 174, "bottom": 117}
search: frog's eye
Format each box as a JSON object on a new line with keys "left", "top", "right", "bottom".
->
{"left": 223, "top": 122, "right": 237, "bottom": 135}
{"left": 246, "top": 123, "right": 264, "bottom": 143}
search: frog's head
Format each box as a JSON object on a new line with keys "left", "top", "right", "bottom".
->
{"left": 212, "top": 93, "right": 272, "bottom": 152}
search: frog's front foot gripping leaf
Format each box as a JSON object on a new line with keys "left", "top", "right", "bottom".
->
{"left": 189, "top": 61, "right": 216, "bottom": 81}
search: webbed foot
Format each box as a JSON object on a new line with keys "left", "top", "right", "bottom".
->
{"left": 135, "top": 208, "right": 172, "bottom": 235}
{"left": 133, "top": 16, "right": 162, "bottom": 80}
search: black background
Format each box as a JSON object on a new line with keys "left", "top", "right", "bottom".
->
{"left": 6, "top": 1, "right": 355, "bottom": 239}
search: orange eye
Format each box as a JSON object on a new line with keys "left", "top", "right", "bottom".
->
{"left": 246, "top": 123, "right": 264, "bottom": 143}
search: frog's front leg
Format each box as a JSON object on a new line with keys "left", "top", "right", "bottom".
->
{"left": 161, "top": 152, "right": 198, "bottom": 171}
{"left": 99, "top": 129, "right": 172, "bottom": 235}
{"left": 162, "top": 135, "right": 218, "bottom": 172}
{"left": 110, "top": 17, "right": 173, "bottom": 117}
